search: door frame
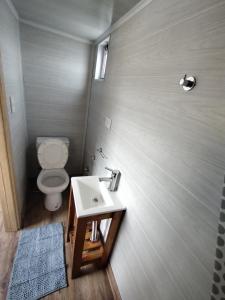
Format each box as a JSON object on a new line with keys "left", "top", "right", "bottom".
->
{"left": 0, "top": 54, "right": 20, "bottom": 231}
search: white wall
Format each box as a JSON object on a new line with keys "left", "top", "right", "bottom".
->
{"left": 0, "top": 0, "right": 28, "bottom": 217}
{"left": 20, "top": 24, "right": 92, "bottom": 177}
{"left": 85, "top": 0, "right": 225, "bottom": 299}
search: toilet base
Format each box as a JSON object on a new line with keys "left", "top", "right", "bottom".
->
{"left": 44, "top": 193, "right": 62, "bottom": 211}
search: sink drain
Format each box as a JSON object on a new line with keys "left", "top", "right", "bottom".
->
{"left": 92, "top": 198, "right": 99, "bottom": 203}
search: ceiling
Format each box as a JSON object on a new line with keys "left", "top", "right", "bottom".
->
{"left": 12, "top": 0, "right": 113, "bottom": 41}
{"left": 12, "top": 0, "right": 141, "bottom": 42}
{"left": 112, "top": 0, "right": 141, "bottom": 23}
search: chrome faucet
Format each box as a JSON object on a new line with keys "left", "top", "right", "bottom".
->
{"left": 99, "top": 167, "right": 121, "bottom": 191}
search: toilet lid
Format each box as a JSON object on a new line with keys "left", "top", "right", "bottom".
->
{"left": 37, "top": 139, "right": 68, "bottom": 169}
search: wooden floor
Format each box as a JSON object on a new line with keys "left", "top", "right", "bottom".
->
{"left": 0, "top": 206, "right": 19, "bottom": 300}
{"left": 0, "top": 190, "right": 114, "bottom": 300}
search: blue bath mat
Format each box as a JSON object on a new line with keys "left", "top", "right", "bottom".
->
{"left": 7, "top": 223, "right": 67, "bottom": 300}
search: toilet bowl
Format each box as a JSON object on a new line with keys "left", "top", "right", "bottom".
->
{"left": 37, "top": 169, "right": 69, "bottom": 211}
{"left": 36, "top": 137, "right": 70, "bottom": 211}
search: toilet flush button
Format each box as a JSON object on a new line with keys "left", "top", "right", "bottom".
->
{"left": 104, "top": 117, "right": 112, "bottom": 130}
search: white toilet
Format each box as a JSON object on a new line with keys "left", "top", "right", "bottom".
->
{"left": 36, "top": 137, "right": 70, "bottom": 211}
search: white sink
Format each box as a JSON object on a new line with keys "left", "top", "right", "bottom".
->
{"left": 71, "top": 176, "right": 125, "bottom": 217}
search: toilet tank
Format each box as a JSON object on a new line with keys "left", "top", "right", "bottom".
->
{"left": 36, "top": 137, "right": 70, "bottom": 149}
{"left": 36, "top": 137, "right": 70, "bottom": 169}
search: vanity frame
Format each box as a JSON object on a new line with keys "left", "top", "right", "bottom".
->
{"left": 66, "top": 185, "right": 126, "bottom": 278}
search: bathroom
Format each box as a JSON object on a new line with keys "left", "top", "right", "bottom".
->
{"left": 0, "top": 0, "right": 225, "bottom": 299}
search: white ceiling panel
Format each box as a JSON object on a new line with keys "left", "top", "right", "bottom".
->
{"left": 12, "top": 0, "right": 114, "bottom": 41}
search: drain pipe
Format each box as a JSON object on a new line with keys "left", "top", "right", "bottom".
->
{"left": 90, "top": 221, "right": 98, "bottom": 242}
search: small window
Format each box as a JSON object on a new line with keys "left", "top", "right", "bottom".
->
{"left": 94, "top": 36, "right": 110, "bottom": 80}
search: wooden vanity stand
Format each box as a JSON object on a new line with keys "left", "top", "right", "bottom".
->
{"left": 66, "top": 186, "right": 126, "bottom": 278}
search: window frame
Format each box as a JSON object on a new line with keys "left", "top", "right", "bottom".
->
{"left": 94, "top": 36, "right": 110, "bottom": 81}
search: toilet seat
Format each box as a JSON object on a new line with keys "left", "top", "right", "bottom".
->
{"left": 37, "top": 169, "right": 69, "bottom": 195}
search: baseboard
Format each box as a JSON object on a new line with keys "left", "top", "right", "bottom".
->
{"left": 106, "top": 264, "right": 122, "bottom": 300}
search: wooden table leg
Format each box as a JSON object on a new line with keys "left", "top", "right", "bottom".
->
{"left": 101, "top": 210, "right": 125, "bottom": 267}
{"left": 71, "top": 217, "right": 87, "bottom": 278}
{"left": 66, "top": 186, "right": 74, "bottom": 242}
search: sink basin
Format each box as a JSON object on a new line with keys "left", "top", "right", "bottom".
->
{"left": 71, "top": 176, "right": 125, "bottom": 217}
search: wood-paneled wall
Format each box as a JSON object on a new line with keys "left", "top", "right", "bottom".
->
{"left": 85, "top": 1, "right": 225, "bottom": 299}
{"left": 0, "top": 0, "right": 28, "bottom": 218}
{"left": 20, "top": 24, "right": 92, "bottom": 177}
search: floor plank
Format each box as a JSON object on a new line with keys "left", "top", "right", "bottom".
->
{"left": 0, "top": 207, "right": 18, "bottom": 300}
{"left": 0, "top": 190, "right": 114, "bottom": 300}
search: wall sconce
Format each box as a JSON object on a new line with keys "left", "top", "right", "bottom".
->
{"left": 179, "top": 74, "right": 196, "bottom": 91}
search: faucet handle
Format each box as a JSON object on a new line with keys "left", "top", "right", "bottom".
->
{"left": 105, "top": 167, "right": 114, "bottom": 172}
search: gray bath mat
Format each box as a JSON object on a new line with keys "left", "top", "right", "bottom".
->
{"left": 7, "top": 223, "right": 67, "bottom": 300}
